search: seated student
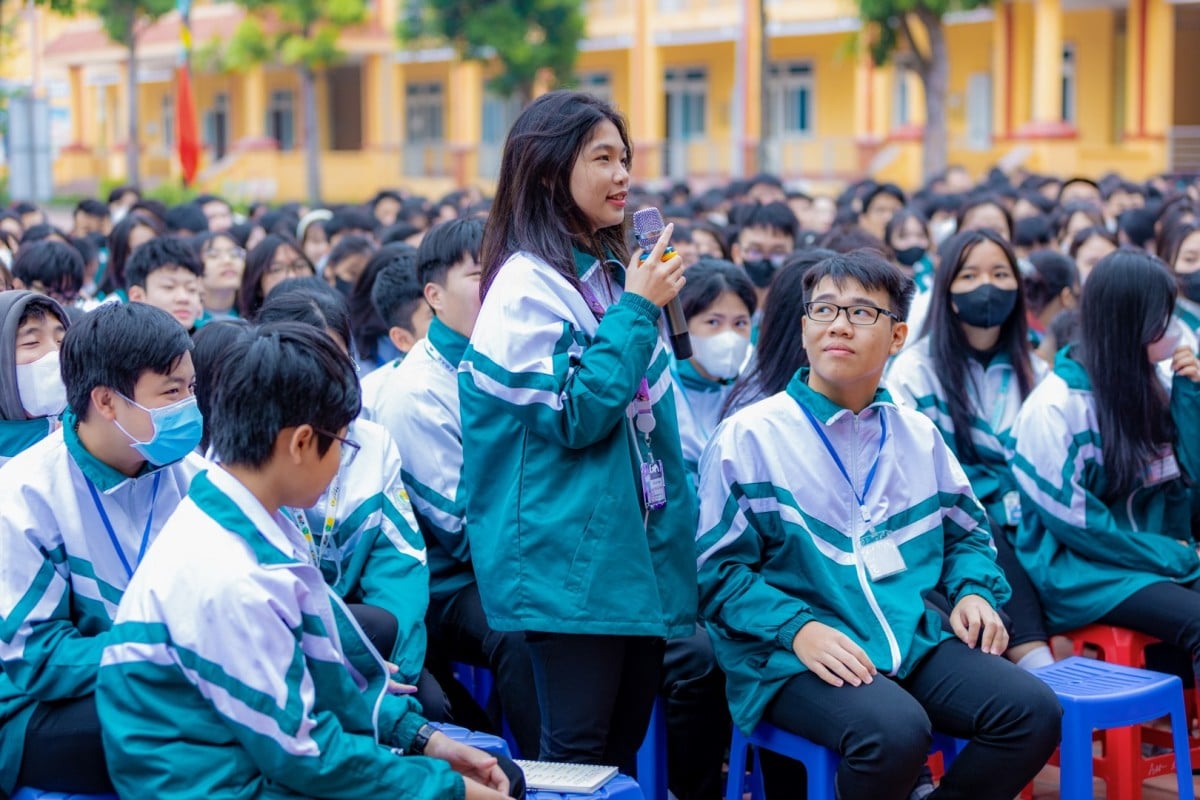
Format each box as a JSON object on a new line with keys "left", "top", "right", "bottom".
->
{"left": 72, "top": 198, "right": 110, "bottom": 238}
{"left": 369, "top": 217, "right": 541, "bottom": 758}
{"left": 360, "top": 245, "right": 431, "bottom": 412}
{"left": 238, "top": 234, "right": 316, "bottom": 319}
{"left": 728, "top": 201, "right": 798, "bottom": 307}
{"left": 325, "top": 207, "right": 380, "bottom": 249}
{"left": 696, "top": 251, "right": 1061, "bottom": 800}
{"left": 0, "top": 302, "right": 205, "bottom": 796}
{"left": 325, "top": 233, "right": 377, "bottom": 297}
{"left": 194, "top": 230, "right": 246, "bottom": 328}
{"left": 884, "top": 208, "right": 935, "bottom": 292}
{"left": 1008, "top": 250, "right": 1200, "bottom": 678}
{"left": 96, "top": 322, "right": 519, "bottom": 800}
{"left": 1023, "top": 250, "right": 1079, "bottom": 350}
{"left": 0, "top": 291, "right": 69, "bottom": 465}
{"left": 11, "top": 240, "right": 85, "bottom": 308}
{"left": 195, "top": 193, "right": 234, "bottom": 233}
{"left": 125, "top": 236, "right": 204, "bottom": 330}
{"left": 671, "top": 258, "right": 756, "bottom": 476}
{"left": 163, "top": 202, "right": 209, "bottom": 236}
{"left": 887, "top": 230, "right": 1055, "bottom": 671}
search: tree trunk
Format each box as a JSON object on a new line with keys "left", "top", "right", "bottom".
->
{"left": 300, "top": 64, "right": 321, "bottom": 206}
{"left": 125, "top": 8, "right": 140, "bottom": 186}
{"left": 917, "top": 7, "right": 948, "bottom": 182}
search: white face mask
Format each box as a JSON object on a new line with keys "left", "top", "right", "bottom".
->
{"left": 691, "top": 330, "right": 750, "bottom": 381}
{"left": 16, "top": 349, "right": 67, "bottom": 419}
{"left": 1148, "top": 317, "right": 1185, "bottom": 364}
{"left": 931, "top": 218, "right": 958, "bottom": 247}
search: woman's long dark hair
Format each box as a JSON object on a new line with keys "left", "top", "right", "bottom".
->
{"left": 239, "top": 234, "right": 312, "bottom": 318}
{"left": 922, "top": 229, "right": 1034, "bottom": 461}
{"left": 1079, "top": 250, "right": 1177, "bottom": 500}
{"left": 101, "top": 212, "right": 165, "bottom": 295}
{"left": 480, "top": 90, "right": 632, "bottom": 298}
{"left": 721, "top": 249, "right": 834, "bottom": 416}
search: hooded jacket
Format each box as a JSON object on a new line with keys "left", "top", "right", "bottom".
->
{"left": 0, "top": 291, "right": 69, "bottom": 465}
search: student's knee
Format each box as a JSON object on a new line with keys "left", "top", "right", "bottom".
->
{"left": 842, "top": 693, "right": 931, "bottom": 772}
{"left": 1014, "top": 675, "right": 1063, "bottom": 754}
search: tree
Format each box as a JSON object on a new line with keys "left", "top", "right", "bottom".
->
{"left": 225, "top": 0, "right": 367, "bottom": 205}
{"left": 88, "top": 0, "right": 174, "bottom": 186}
{"left": 402, "top": 0, "right": 585, "bottom": 106}
{"left": 854, "top": 0, "right": 995, "bottom": 181}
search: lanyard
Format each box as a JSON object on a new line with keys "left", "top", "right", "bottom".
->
{"left": 578, "top": 278, "right": 657, "bottom": 441}
{"left": 984, "top": 369, "right": 1012, "bottom": 433}
{"left": 290, "top": 473, "right": 342, "bottom": 566}
{"left": 798, "top": 404, "right": 888, "bottom": 524}
{"left": 85, "top": 471, "right": 162, "bottom": 579}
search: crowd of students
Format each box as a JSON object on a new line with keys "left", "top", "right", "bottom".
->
{"left": 1, "top": 88, "right": 1200, "bottom": 799}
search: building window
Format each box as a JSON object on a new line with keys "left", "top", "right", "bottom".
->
{"left": 162, "top": 94, "right": 174, "bottom": 149}
{"left": 204, "top": 92, "right": 230, "bottom": 160}
{"left": 406, "top": 81, "right": 444, "bottom": 142}
{"left": 1061, "top": 43, "right": 1077, "bottom": 125}
{"left": 267, "top": 89, "right": 295, "bottom": 151}
{"left": 894, "top": 68, "right": 910, "bottom": 128}
{"left": 766, "top": 61, "right": 814, "bottom": 138}
{"left": 579, "top": 71, "right": 612, "bottom": 103}
{"left": 665, "top": 67, "right": 707, "bottom": 138}
{"left": 965, "top": 72, "right": 992, "bottom": 151}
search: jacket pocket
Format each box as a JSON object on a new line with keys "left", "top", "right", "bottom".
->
{"left": 563, "top": 491, "right": 615, "bottom": 595}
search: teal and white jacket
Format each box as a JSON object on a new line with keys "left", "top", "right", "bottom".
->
{"left": 1177, "top": 297, "right": 1200, "bottom": 342}
{"left": 96, "top": 466, "right": 464, "bottom": 800}
{"left": 887, "top": 336, "right": 1047, "bottom": 525}
{"left": 0, "top": 414, "right": 204, "bottom": 793}
{"left": 671, "top": 359, "right": 734, "bottom": 478}
{"left": 458, "top": 249, "right": 698, "bottom": 638}
{"left": 286, "top": 417, "right": 429, "bottom": 683}
{"left": 696, "top": 370, "right": 1010, "bottom": 734}
{"left": 0, "top": 417, "right": 56, "bottom": 468}
{"left": 370, "top": 318, "right": 474, "bottom": 602}
{"left": 1006, "top": 348, "right": 1200, "bottom": 633}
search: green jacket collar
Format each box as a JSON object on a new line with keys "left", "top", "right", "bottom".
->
{"left": 1053, "top": 345, "right": 1092, "bottom": 391}
{"left": 785, "top": 367, "right": 893, "bottom": 423}
{"left": 428, "top": 316, "right": 469, "bottom": 368}
{"left": 64, "top": 409, "right": 154, "bottom": 492}
{"left": 0, "top": 417, "right": 53, "bottom": 459}
{"left": 572, "top": 247, "right": 598, "bottom": 278}
{"left": 189, "top": 468, "right": 297, "bottom": 567}
{"left": 676, "top": 358, "right": 729, "bottom": 392}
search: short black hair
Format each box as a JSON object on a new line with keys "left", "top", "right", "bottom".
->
{"left": 107, "top": 185, "right": 140, "bottom": 204}
{"left": 21, "top": 223, "right": 68, "bottom": 244}
{"left": 370, "top": 246, "right": 424, "bottom": 332}
{"left": 12, "top": 201, "right": 40, "bottom": 216}
{"left": 417, "top": 216, "right": 484, "bottom": 287}
{"left": 192, "top": 318, "right": 252, "bottom": 452}
{"left": 729, "top": 201, "right": 800, "bottom": 243}
{"left": 164, "top": 203, "right": 210, "bottom": 235}
{"left": 380, "top": 221, "right": 423, "bottom": 245}
{"left": 1119, "top": 207, "right": 1157, "bottom": 249}
{"left": 124, "top": 236, "right": 204, "bottom": 290}
{"left": 208, "top": 322, "right": 360, "bottom": 469}
{"left": 71, "top": 234, "right": 100, "bottom": 267}
{"left": 194, "top": 193, "right": 227, "bottom": 208}
{"left": 1014, "top": 215, "right": 1053, "bottom": 249}
{"left": 257, "top": 278, "right": 354, "bottom": 356}
{"left": 12, "top": 240, "right": 85, "bottom": 298}
{"left": 748, "top": 173, "right": 784, "bottom": 190}
{"left": 1026, "top": 250, "right": 1080, "bottom": 313}
{"left": 324, "top": 208, "right": 378, "bottom": 238}
{"left": 802, "top": 249, "right": 916, "bottom": 321}
{"left": 75, "top": 198, "right": 109, "bottom": 218}
{"left": 16, "top": 294, "right": 69, "bottom": 329}
{"left": 862, "top": 183, "right": 907, "bottom": 213}
{"left": 679, "top": 258, "right": 758, "bottom": 320}
{"left": 61, "top": 302, "right": 193, "bottom": 421}
{"left": 326, "top": 234, "right": 376, "bottom": 274}
{"left": 370, "top": 190, "right": 404, "bottom": 210}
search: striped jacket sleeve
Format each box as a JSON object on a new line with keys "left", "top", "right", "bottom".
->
{"left": 462, "top": 274, "right": 664, "bottom": 450}
{"left": 694, "top": 424, "right": 815, "bottom": 652}
{"left": 1009, "top": 397, "right": 1199, "bottom": 576}
{"left": 1171, "top": 374, "right": 1200, "bottom": 485}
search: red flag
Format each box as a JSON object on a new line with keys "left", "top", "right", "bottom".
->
{"left": 175, "top": 65, "right": 200, "bottom": 186}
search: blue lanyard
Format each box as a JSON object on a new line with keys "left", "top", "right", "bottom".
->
{"left": 85, "top": 471, "right": 162, "bottom": 579}
{"left": 798, "top": 404, "right": 888, "bottom": 524}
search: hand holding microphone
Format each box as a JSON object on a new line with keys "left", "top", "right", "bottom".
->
{"left": 627, "top": 207, "right": 693, "bottom": 359}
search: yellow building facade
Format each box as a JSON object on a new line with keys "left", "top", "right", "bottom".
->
{"left": 7, "top": 0, "right": 1200, "bottom": 202}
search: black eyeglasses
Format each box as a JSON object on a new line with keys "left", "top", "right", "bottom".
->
{"left": 316, "top": 428, "right": 361, "bottom": 460}
{"left": 804, "top": 302, "right": 901, "bottom": 326}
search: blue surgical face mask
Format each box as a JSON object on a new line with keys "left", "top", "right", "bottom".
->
{"left": 113, "top": 393, "right": 203, "bottom": 466}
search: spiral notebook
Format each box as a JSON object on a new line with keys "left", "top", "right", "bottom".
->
{"left": 514, "top": 760, "right": 619, "bottom": 794}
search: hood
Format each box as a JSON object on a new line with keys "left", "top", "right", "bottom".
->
{"left": 1052, "top": 344, "right": 1092, "bottom": 392}
{"left": 0, "top": 290, "right": 69, "bottom": 421}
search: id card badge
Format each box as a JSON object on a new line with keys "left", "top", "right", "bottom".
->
{"left": 641, "top": 459, "right": 668, "bottom": 511}
{"left": 1002, "top": 490, "right": 1023, "bottom": 527}
{"left": 861, "top": 531, "right": 907, "bottom": 582}
{"left": 1144, "top": 446, "right": 1182, "bottom": 487}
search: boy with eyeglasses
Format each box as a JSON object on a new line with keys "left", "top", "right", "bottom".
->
{"left": 728, "top": 201, "right": 798, "bottom": 312}
{"left": 696, "top": 250, "right": 1061, "bottom": 800}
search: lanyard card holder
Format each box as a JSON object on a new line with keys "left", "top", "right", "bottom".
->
{"left": 860, "top": 523, "right": 906, "bottom": 582}
{"left": 641, "top": 459, "right": 668, "bottom": 511}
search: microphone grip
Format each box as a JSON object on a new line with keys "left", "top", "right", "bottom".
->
{"left": 664, "top": 297, "right": 692, "bottom": 360}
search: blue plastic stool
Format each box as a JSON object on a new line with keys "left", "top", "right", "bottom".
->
{"left": 528, "top": 774, "right": 645, "bottom": 800}
{"left": 1034, "top": 656, "right": 1195, "bottom": 800}
{"left": 452, "top": 661, "right": 495, "bottom": 709}
{"left": 11, "top": 792, "right": 118, "bottom": 800}
{"left": 432, "top": 722, "right": 512, "bottom": 758}
{"left": 635, "top": 696, "right": 667, "bottom": 800}
{"left": 724, "top": 721, "right": 965, "bottom": 800}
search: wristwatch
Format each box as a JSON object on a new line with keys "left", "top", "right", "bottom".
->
{"left": 410, "top": 722, "right": 437, "bottom": 755}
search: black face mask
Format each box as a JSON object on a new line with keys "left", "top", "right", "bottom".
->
{"left": 951, "top": 284, "right": 1019, "bottom": 328}
{"left": 743, "top": 257, "right": 785, "bottom": 289}
{"left": 895, "top": 246, "right": 927, "bottom": 268}
{"left": 333, "top": 276, "right": 355, "bottom": 297}
{"left": 1180, "top": 272, "right": 1200, "bottom": 305}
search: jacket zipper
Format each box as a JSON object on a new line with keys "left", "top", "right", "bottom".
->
{"left": 849, "top": 410, "right": 902, "bottom": 675}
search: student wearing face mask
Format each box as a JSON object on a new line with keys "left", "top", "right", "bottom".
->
{"left": 671, "top": 258, "right": 757, "bottom": 476}
{"left": 0, "top": 302, "right": 206, "bottom": 796}
{"left": 0, "top": 291, "right": 70, "bottom": 466}
{"left": 887, "top": 230, "right": 1055, "bottom": 671}
{"left": 1007, "top": 250, "right": 1200, "bottom": 686}
{"left": 1159, "top": 220, "right": 1200, "bottom": 339}
{"left": 728, "top": 201, "right": 798, "bottom": 312}
{"left": 884, "top": 209, "right": 935, "bottom": 292}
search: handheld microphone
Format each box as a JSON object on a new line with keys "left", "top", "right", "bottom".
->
{"left": 632, "top": 207, "right": 693, "bottom": 360}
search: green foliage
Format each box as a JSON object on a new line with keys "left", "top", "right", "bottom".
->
{"left": 86, "top": 0, "right": 174, "bottom": 46}
{"left": 222, "top": 0, "right": 366, "bottom": 71}
{"left": 403, "top": 0, "right": 586, "bottom": 100}
{"left": 854, "top": 0, "right": 994, "bottom": 66}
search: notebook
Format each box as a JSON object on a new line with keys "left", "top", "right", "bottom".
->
{"left": 514, "top": 760, "right": 619, "bottom": 794}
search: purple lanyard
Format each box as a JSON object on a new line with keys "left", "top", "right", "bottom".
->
{"left": 577, "top": 279, "right": 653, "bottom": 413}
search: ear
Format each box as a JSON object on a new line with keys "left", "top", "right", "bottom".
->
{"left": 287, "top": 425, "right": 316, "bottom": 466}
{"left": 730, "top": 241, "right": 743, "bottom": 265}
{"left": 128, "top": 285, "right": 147, "bottom": 303}
{"left": 889, "top": 321, "right": 909, "bottom": 356}
{"left": 423, "top": 282, "right": 444, "bottom": 315}
{"left": 90, "top": 386, "right": 121, "bottom": 422}
{"left": 12, "top": 277, "right": 25, "bottom": 290}
{"left": 1060, "top": 286, "right": 1078, "bottom": 310}
{"left": 388, "top": 326, "right": 416, "bottom": 354}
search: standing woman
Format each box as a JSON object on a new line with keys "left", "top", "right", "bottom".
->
{"left": 887, "top": 229, "right": 1055, "bottom": 669}
{"left": 459, "top": 90, "right": 695, "bottom": 771}
{"left": 1007, "top": 251, "right": 1200, "bottom": 670}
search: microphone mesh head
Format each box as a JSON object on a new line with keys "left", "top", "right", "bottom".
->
{"left": 632, "top": 207, "right": 665, "bottom": 242}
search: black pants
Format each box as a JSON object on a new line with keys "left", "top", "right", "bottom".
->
{"left": 17, "top": 694, "right": 112, "bottom": 793}
{"left": 525, "top": 632, "right": 664, "bottom": 775}
{"left": 765, "top": 637, "right": 1061, "bottom": 800}
{"left": 990, "top": 519, "right": 1050, "bottom": 648}
{"left": 347, "top": 602, "right": 453, "bottom": 723}
{"left": 1100, "top": 578, "right": 1200, "bottom": 682}
{"left": 428, "top": 583, "right": 542, "bottom": 758}
{"left": 660, "top": 628, "right": 730, "bottom": 800}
